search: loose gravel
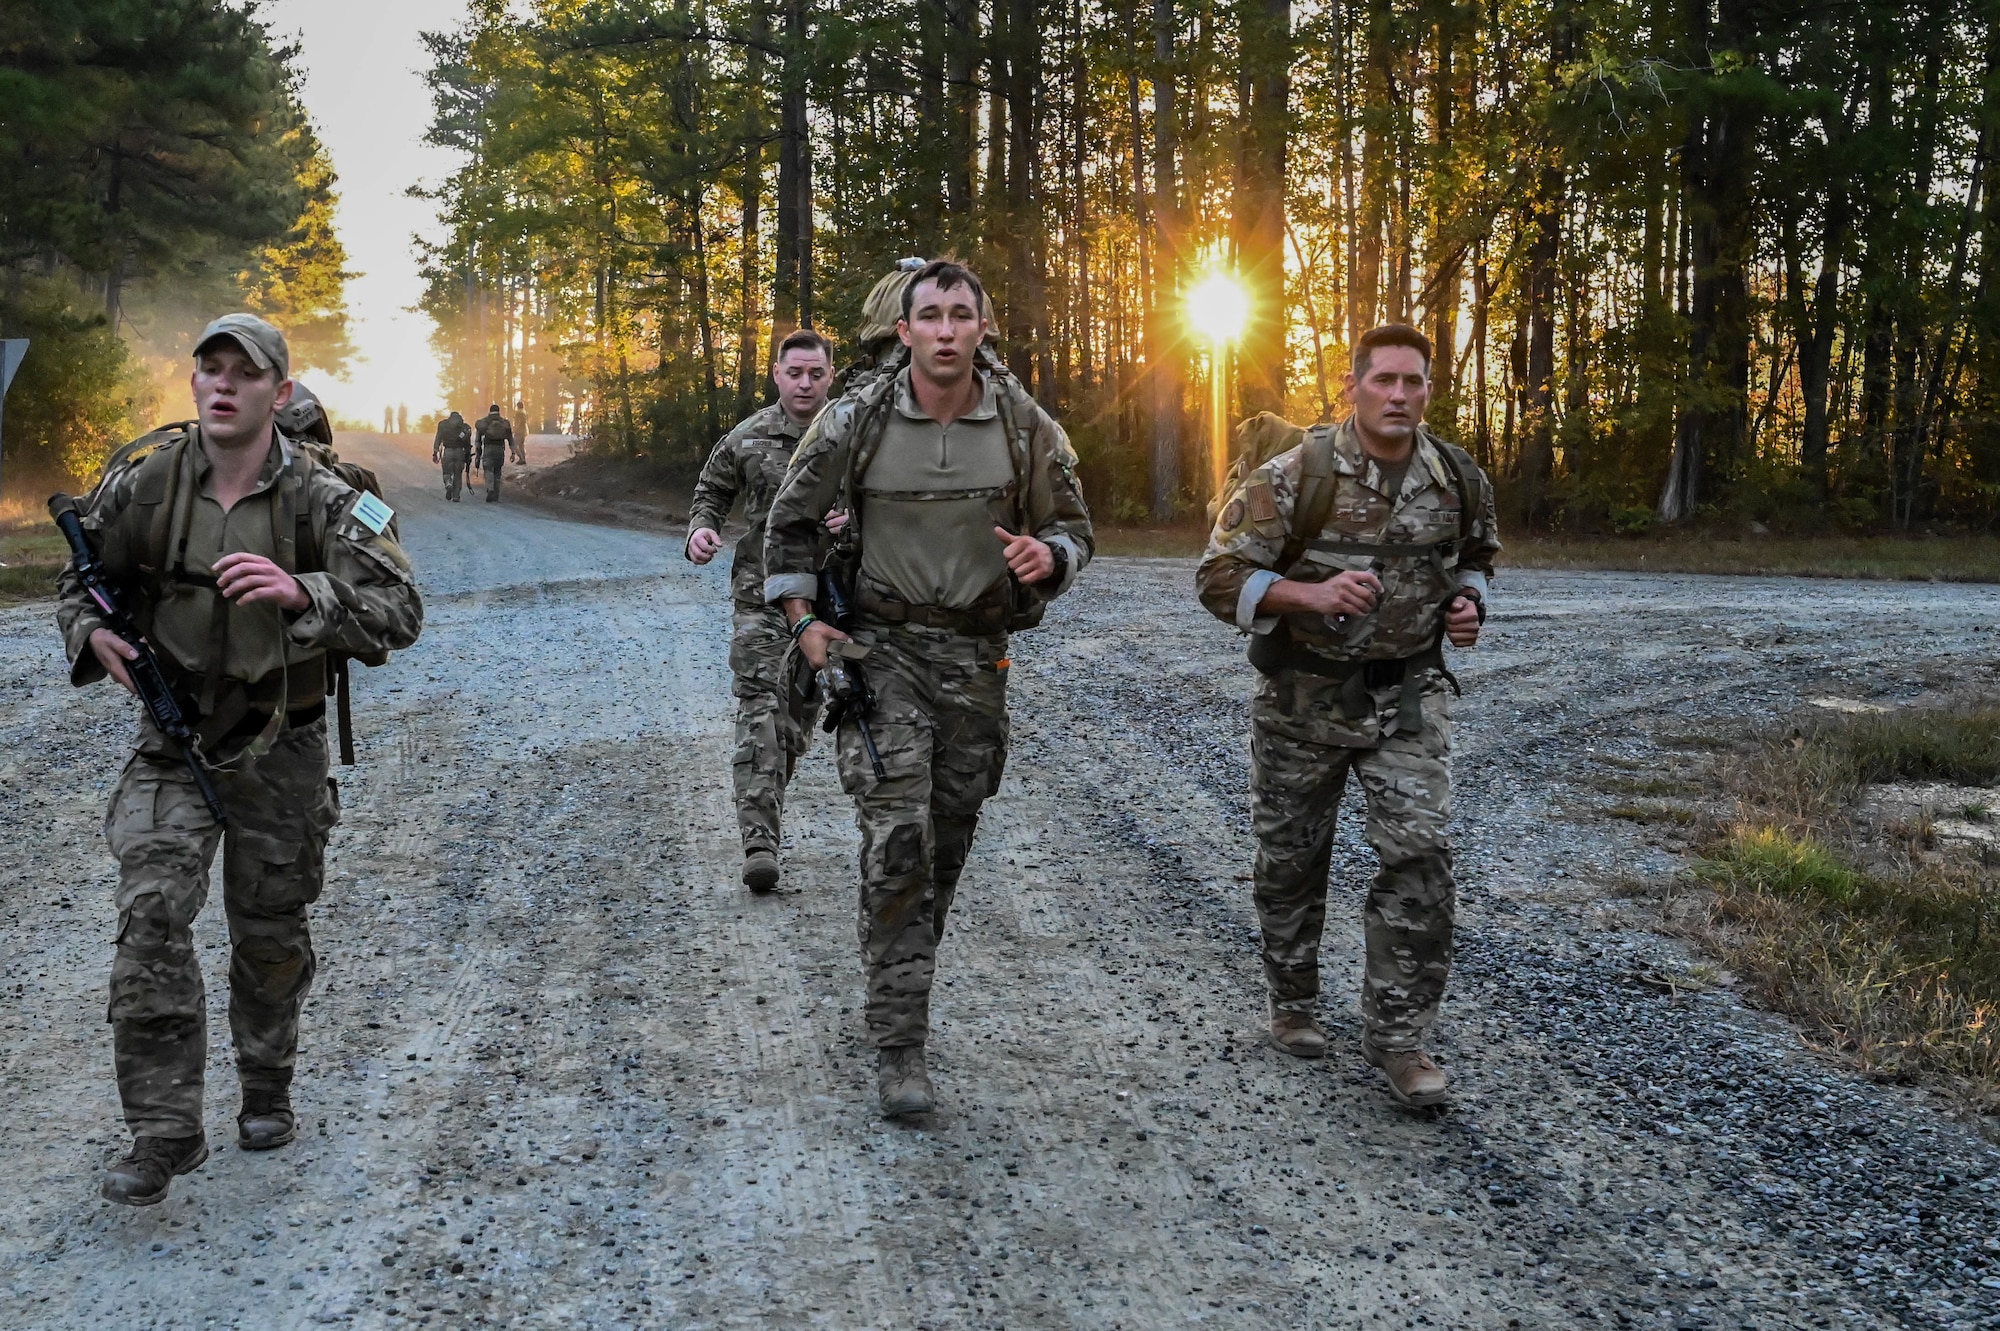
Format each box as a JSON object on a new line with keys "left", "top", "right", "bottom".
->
{"left": 0, "top": 434, "right": 1997, "bottom": 1328}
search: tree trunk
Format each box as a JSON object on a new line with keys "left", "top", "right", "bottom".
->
{"left": 1659, "top": 0, "right": 1760, "bottom": 522}
{"left": 774, "top": 0, "right": 811, "bottom": 337}
{"left": 1147, "top": 0, "right": 1182, "bottom": 518}
{"left": 1235, "top": 0, "right": 1290, "bottom": 416}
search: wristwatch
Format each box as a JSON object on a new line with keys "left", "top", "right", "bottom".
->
{"left": 1043, "top": 539, "right": 1069, "bottom": 586}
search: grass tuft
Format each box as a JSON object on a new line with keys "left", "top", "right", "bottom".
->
{"left": 1682, "top": 697, "right": 2000, "bottom": 1113}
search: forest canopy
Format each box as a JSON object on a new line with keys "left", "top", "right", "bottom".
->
{"left": 0, "top": 0, "right": 353, "bottom": 485}
{"left": 422, "top": 0, "right": 2000, "bottom": 533}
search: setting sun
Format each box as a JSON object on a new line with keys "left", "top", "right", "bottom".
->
{"left": 1186, "top": 271, "right": 1250, "bottom": 345}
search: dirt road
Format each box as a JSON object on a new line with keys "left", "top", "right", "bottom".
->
{"left": 3, "top": 432, "right": 1999, "bottom": 1330}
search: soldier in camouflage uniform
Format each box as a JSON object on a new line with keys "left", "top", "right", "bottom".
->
{"left": 434, "top": 411, "right": 472, "bottom": 501}
{"left": 1196, "top": 324, "right": 1499, "bottom": 1109}
{"left": 475, "top": 404, "right": 512, "bottom": 501}
{"left": 765, "top": 260, "right": 1094, "bottom": 1118}
{"left": 57, "top": 313, "right": 424, "bottom": 1204}
{"left": 686, "top": 328, "right": 838, "bottom": 891}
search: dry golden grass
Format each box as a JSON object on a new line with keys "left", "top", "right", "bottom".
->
{"left": 0, "top": 510, "right": 65, "bottom": 605}
{"left": 1683, "top": 700, "right": 2000, "bottom": 1112}
{"left": 1509, "top": 533, "right": 2000, "bottom": 582}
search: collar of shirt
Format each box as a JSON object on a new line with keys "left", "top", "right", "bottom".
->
{"left": 892, "top": 366, "right": 1000, "bottom": 424}
{"left": 1328, "top": 417, "right": 1450, "bottom": 503}
{"left": 191, "top": 426, "right": 287, "bottom": 499}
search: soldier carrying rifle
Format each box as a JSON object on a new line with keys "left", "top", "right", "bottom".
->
{"left": 54, "top": 313, "right": 423, "bottom": 1205}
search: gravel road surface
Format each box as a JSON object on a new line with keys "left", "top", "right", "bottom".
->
{"left": 4, "top": 432, "right": 2000, "bottom": 1330}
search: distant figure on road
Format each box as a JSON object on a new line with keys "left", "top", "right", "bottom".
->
{"left": 434, "top": 410, "right": 472, "bottom": 502}
{"left": 397, "top": 404, "right": 409, "bottom": 435}
{"left": 764, "top": 260, "right": 1094, "bottom": 1119}
{"left": 510, "top": 399, "right": 528, "bottom": 464}
{"left": 475, "top": 403, "right": 512, "bottom": 501}
{"left": 54, "top": 312, "right": 422, "bottom": 1206}
{"left": 686, "top": 328, "right": 837, "bottom": 894}
{"left": 1196, "top": 323, "right": 1501, "bottom": 1111}
{"left": 383, "top": 405, "right": 394, "bottom": 434}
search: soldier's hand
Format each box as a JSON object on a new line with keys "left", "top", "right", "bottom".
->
{"left": 687, "top": 527, "right": 724, "bottom": 564}
{"left": 995, "top": 527, "right": 1056, "bottom": 584}
{"left": 824, "top": 508, "right": 851, "bottom": 536}
{"left": 89, "top": 628, "right": 141, "bottom": 696}
{"left": 796, "top": 619, "right": 849, "bottom": 671}
{"left": 1444, "top": 592, "right": 1483, "bottom": 648}
{"left": 214, "top": 552, "right": 310, "bottom": 612}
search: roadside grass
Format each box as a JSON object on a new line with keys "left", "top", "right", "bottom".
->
{"left": 1683, "top": 698, "right": 2000, "bottom": 1111}
{"left": 1090, "top": 525, "right": 2000, "bottom": 582}
{"left": 0, "top": 517, "right": 65, "bottom": 605}
{"left": 1507, "top": 533, "right": 2000, "bottom": 582}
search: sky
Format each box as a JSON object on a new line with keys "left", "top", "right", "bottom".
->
{"left": 262, "top": 0, "right": 466, "bottom": 426}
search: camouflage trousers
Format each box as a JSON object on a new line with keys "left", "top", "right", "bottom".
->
{"left": 482, "top": 452, "right": 504, "bottom": 500}
{"left": 104, "top": 719, "right": 340, "bottom": 1138}
{"left": 441, "top": 449, "right": 467, "bottom": 500}
{"left": 729, "top": 603, "right": 821, "bottom": 855}
{"left": 832, "top": 622, "right": 1010, "bottom": 1049}
{"left": 1249, "top": 669, "right": 1455, "bottom": 1051}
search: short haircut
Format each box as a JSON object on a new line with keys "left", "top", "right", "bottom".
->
{"left": 775, "top": 328, "right": 833, "bottom": 363}
{"left": 1352, "top": 324, "right": 1433, "bottom": 377}
{"left": 901, "top": 259, "right": 986, "bottom": 324}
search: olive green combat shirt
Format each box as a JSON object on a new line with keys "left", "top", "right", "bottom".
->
{"left": 762, "top": 366, "right": 1095, "bottom": 614}
{"left": 1196, "top": 419, "right": 1500, "bottom": 662}
{"left": 686, "top": 402, "right": 809, "bottom": 609}
{"left": 854, "top": 373, "right": 1016, "bottom": 609}
{"left": 57, "top": 427, "right": 423, "bottom": 710}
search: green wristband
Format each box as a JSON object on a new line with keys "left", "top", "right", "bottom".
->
{"left": 790, "top": 613, "right": 818, "bottom": 640}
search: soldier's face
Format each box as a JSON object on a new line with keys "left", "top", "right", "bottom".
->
{"left": 192, "top": 344, "right": 292, "bottom": 449}
{"left": 898, "top": 280, "right": 985, "bottom": 386}
{"left": 772, "top": 348, "right": 832, "bottom": 422}
{"left": 1345, "top": 346, "right": 1430, "bottom": 452}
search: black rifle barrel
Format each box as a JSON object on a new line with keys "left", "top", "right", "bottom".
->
{"left": 50, "top": 497, "right": 226, "bottom": 824}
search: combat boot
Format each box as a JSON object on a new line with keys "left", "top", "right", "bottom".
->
{"left": 1268, "top": 1006, "right": 1327, "bottom": 1059}
{"left": 239, "top": 1085, "right": 298, "bottom": 1150}
{"left": 1360, "top": 1039, "right": 1449, "bottom": 1108}
{"left": 101, "top": 1134, "right": 209, "bottom": 1207}
{"left": 742, "top": 849, "right": 780, "bottom": 894}
{"left": 877, "top": 1045, "right": 935, "bottom": 1118}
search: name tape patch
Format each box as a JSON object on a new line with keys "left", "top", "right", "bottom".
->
{"left": 351, "top": 491, "right": 395, "bottom": 536}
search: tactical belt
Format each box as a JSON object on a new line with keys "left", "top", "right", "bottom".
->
{"left": 218, "top": 700, "right": 326, "bottom": 747}
{"left": 857, "top": 584, "right": 1009, "bottom": 637}
{"left": 1250, "top": 637, "right": 1456, "bottom": 735}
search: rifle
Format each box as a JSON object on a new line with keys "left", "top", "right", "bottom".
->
{"left": 49, "top": 495, "right": 227, "bottom": 824}
{"left": 819, "top": 641, "right": 886, "bottom": 782}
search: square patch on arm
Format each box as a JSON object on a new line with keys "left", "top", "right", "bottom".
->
{"left": 351, "top": 492, "right": 395, "bottom": 535}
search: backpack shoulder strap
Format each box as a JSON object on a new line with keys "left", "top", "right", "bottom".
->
{"left": 1423, "top": 431, "right": 1478, "bottom": 544}
{"left": 990, "top": 369, "right": 1040, "bottom": 531}
{"left": 1280, "top": 425, "right": 1342, "bottom": 571}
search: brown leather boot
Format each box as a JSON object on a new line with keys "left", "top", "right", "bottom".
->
{"left": 102, "top": 1134, "right": 209, "bottom": 1206}
{"left": 742, "top": 850, "right": 780, "bottom": 894}
{"left": 877, "top": 1045, "right": 935, "bottom": 1117}
{"left": 1268, "top": 1007, "right": 1327, "bottom": 1059}
{"left": 1360, "top": 1040, "right": 1449, "bottom": 1107}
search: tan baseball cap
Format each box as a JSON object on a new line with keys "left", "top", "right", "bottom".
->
{"left": 194, "top": 312, "right": 290, "bottom": 380}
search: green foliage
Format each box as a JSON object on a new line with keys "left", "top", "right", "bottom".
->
{"left": 0, "top": 275, "right": 147, "bottom": 485}
{"left": 1699, "top": 826, "right": 1864, "bottom": 905}
{"left": 412, "top": 0, "right": 2000, "bottom": 531}
{"left": 0, "top": 0, "right": 350, "bottom": 481}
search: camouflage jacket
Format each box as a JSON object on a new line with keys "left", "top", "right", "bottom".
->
{"left": 1196, "top": 418, "right": 1500, "bottom": 662}
{"left": 687, "top": 403, "right": 811, "bottom": 607}
{"left": 762, "top": 366, "right": 1094, "bottom": 615}
{"left": 57, "top": 426, "right": 424, "bottom": 709}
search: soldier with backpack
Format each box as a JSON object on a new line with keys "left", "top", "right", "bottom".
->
{"left": 53, "top": 312, "right": 423, "bottom": 1206}
{"left": 475, "top": 403, "right": 513, "bottom": 501}
{"left": 763, "top": 260, "right": 1094, "bottom": 1119}
{"left": 1195, "top": 324, "right": 1499, "bottom": 1110}
{"left": 433, "top": 411, "right": 472, "bottom": 501}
